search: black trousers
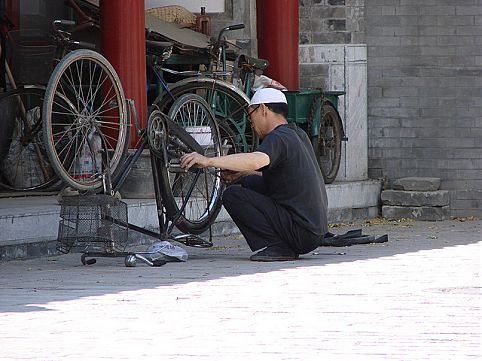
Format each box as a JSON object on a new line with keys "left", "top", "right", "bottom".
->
{"left": 222, "top": 175, "right": 321, "bottom": 255}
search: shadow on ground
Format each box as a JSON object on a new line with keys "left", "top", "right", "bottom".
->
{"left": 0, "top": 219, "right": 480, "bottom": 313}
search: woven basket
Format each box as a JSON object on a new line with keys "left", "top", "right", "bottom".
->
{"left": 146, "top": 6, "right": 196, "bottom": 28}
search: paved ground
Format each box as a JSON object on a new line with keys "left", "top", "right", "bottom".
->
{"left": 0, "top": 218, "right": 480, "bottom": 360}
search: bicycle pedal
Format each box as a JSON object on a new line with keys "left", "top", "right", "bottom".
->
{"left": 173, "top": 234, "right": 213, "bottom": 248}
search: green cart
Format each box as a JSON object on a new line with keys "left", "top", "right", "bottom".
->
{"left": 285, "top": 89, "right": 346, "bottom": 184}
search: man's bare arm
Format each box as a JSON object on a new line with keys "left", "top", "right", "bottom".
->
{"left": 180, "top": 151, "right": 270, "bottom": 172}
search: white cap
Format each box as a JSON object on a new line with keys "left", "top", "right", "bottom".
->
{"left": 249, "top": 88, "right": 287, "bottom": 106}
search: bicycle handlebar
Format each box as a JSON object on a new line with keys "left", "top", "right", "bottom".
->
{"left": 52, "top": 19, "right": 96, "bottom": 50}
{"left": 71, "top": 39, "right": 96, "bottom": 50}
{"left": 226, "top": 24, "right": 245, "bottom": 31}
{"left": 52, "top": 19, "right": 75, "bottom": 32}
{"left": 217, "top": 23, "right": 245, "bottom": 46}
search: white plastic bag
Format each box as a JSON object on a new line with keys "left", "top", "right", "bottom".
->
{"left": 1, "top": 107, "right": 46, "bottom": 188}
{"left": 252, "top": 75, "right": 288, "bottom": 92}
{"left": 147, "top": 240, "right": 188, "bottom": 262}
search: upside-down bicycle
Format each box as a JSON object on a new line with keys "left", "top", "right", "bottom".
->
{"left": 41, "top": 39, "right": 226, "bottom": 265}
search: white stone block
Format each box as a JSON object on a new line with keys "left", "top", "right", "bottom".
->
{"left": 299, "top": 44, "right": 344, "bottom": 64}
{"left": 300, "top": 44, "right": 368, "bottom": 182}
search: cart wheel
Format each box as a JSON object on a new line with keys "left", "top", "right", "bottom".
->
{"left": 312, "top": 102, "right": 343, "bottom": 184}
{"left": 81, "top": 254, "right": 96, "bottom": 265}
{"left": 125, "top": 254, "right": 137, "bottom": 267}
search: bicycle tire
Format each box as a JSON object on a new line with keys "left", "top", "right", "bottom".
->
{"left": 151, "top": 94, "right": 223, "bottom": 234}
{"left": 312, "top": 102, "right": 343, "bottom": 184}
{"left": 0, "top": 87, "right": 59, "bottom": 191}
{"left": 153, "top": 78, "right": 258, "bottom": 154}
{"left": 42, "top": 49, "right": 129, "bottom": 192}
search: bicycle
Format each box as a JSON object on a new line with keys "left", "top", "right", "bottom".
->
{"left": 55, "top": 92, "right": 224, "bottom": 266}
{"left": 43, "top": 35, "right": 227, "bottom": 259}
{"left": 143, "top": 25, "right": 257, "bottom": 158}
{"left": 0, "top": 19, "right": 98, "bottom": 192}
{"left": 60, "top": 93, "right": 225, "bottom": 264}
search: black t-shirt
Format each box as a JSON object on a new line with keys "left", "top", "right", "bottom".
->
{"left": 256, "top": 123, "right": 328, "bottom": 236}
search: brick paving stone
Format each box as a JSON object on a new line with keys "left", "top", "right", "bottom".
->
{"left": 0, "top": 220, "right": 480, "bottom": 360}
{"left": 381, "top": 190, "right": 449, "bottom": 207}
{"left": 392, "top": 177, "right": 441, "bottom": 191}
{"left": 383, "top": 205, "right": 450, "bottom": 221}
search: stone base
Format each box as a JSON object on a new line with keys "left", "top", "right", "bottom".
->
{"left": 328, "top": 206, "right": 380, "bottom": 223}
{"left": 381, "top": 190, "right": 449, "bottom": 207}
{"left": 382, "top": 205, "right": 450, "bottom": 221}
{"left": 392, "top": 177, "right": 441, "bottom": 191}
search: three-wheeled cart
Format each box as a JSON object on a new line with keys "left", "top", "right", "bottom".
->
{"left": 285, "top": 89, "right": 346, "bottom": 184}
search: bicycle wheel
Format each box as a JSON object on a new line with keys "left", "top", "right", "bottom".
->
{"left": 42, "top": 49, "right": 129, "bottom": 192}
{"left": 312, "top": 102, "right": 343, "bottom": 184}
{"left": 150, "top": 94, "right": 223, "bottom": 234}
{"left": 0, "top": 87, "right": 59, "bottom": 191}
{"left": 154, "top": 78, "right": 257, "bottom": 154}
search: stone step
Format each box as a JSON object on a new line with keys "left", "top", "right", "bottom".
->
{"left": 381, "top": 190, "right": 449, "bottom": 207}
{"left": 0, "top": 179, "right": 381, "bottom": 261}
{"left": 382, "top": 205, "right": 449, "bottom": 221}
{"left": 392, "top": 177, "right": 441, "bottom": 191}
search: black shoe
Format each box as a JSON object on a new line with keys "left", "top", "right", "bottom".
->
{"left": 250, "top": 245, "right": 299, "bottom": 262}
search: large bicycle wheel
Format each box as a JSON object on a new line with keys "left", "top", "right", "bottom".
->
{"left": 42, "top": 49, "right": 129, "bottom": 192}
{"left": 149, "top": 94, "right": 223, "bottom": 234}
{"left": 312, "top": 102, "right": 343, "bottom": 184}
{"left": 154, "top": 78, "right": 257, "bottom": 154}
{"left": 0, "top": 87, "right": 59, "bottom": 191}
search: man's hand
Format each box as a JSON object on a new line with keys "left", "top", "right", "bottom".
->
{"left": 180, "top": 152, "right": 211, "bottom": 170}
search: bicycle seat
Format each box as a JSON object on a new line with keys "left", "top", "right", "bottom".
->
{"left": 238, "top": 54, "right": 269, "bottom": 70}
{"left": 146, "top": 39, "right": 173, "bottom": 60}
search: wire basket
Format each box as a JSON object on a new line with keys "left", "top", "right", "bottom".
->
{"left": 57, "top": 194, "right": 129, "bottom": 254}
{"left": 146, "top": 6, "right": 196, "bottom": 28}
{"left": 7, "top": 29, "right": 56, "bottom": 85}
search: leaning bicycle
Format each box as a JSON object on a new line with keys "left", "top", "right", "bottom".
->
{"left": 0, "top": 19, "right": 98, "bottom": 191}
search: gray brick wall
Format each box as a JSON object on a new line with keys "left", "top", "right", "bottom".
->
{"left": 299, "top": 0, "right": 366, "bottom": 98}
{"left": 217, "top": 0, "right": 481, "bottom": 217}
{"left": 366, "top": 0, "right": 482, "bottom": 217}
{"left": 300, "top": 0, "right": 366, "bottom": 45}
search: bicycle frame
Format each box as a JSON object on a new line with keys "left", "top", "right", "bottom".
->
{"left": 108, "top": 98, "right": 215, "bottom": 247}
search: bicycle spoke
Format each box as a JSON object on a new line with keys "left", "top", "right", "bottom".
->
{"left": 152, "top": 93, "right": 223, "bottom": 233}
{"left": 43, "top": 50, "right": 128, "bottom": 191}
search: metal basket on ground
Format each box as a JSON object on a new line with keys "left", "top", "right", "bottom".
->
{"left": 57, "top": 194, "right": 128, "bottom": 255}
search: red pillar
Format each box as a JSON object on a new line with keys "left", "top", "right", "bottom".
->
{"left": 100, "top": 0, "right": 146, "bottom": 147}
{"left": 5, "top": 0, "right": 19, "bottom": 28}
{"left": 256, "top": 0, "right": 299, "bottom": 90}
